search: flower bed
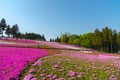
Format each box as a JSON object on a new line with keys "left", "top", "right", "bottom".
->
{"left": 0, "top": 47, "right": 49, "bottom": 80}
{"left": 23, "top": 51, "right": 120, "bottom": 80}
{"left": 1, "top": 37, "right": 37, "bottom": 44}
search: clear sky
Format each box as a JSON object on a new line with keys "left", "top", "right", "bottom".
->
{"left": 0, "top": 0, "right": 120, "bottom": 40}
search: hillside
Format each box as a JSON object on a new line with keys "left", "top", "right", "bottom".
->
{"left": 0, "top": 39, "right": 120, "bottom": 80}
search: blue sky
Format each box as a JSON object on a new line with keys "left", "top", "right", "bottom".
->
{"left": 0, "top": 0, "right": 120, "bottom": 40}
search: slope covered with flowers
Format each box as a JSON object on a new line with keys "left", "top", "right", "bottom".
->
{"left": 0, "top": 47, "right": 49, "bottom": 80}
{"left": 0, "top": 39, "right": 120, "bottom": 80}
{"left": 21, "top": 41, "right": 120, "bottom": 80}
{"left": 23, "top": 51, "right": 120, "bottom": 80}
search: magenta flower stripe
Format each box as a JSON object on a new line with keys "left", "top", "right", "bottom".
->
{"left": 0, "top": 47, "right": 49, "bottom": 80}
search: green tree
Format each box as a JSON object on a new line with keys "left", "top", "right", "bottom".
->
{"left": 68, "top": 34, "right": 79, "bottom": 44}
{"left": 108, "top": 29, "right": 113, "bottom": 52}
{"left": 23, "top": 32, "right": 43, "bottom": 40}
{"left": 5, "top": 25, "right": 11, "bottom": 37}
{"left": 55, "top": 36, "right": 61, "bottom": 42}
{"left": 16, "top": 32, "right": 22, "bottom": 38}
{"left": 112, "top": 30, "right": 118, "bottom": 52}
{"left": 92, "top": 28, "right": 102, "bottom": 50}
{"left": 42, "top": 34, "right": 46, "bottom": 41}
{"left": 73, "top": 38, "right": 81, "bottom": 45}
{"left": 80, "top": 33, "right": 93, "bottom": 48}
{"left": 0, "top": 18, "right": 7, "bottom": 37}
{"left": 11, "top": 24, "right": 19, "bottom": 38}
{"left": 117, "top": 32, "right": 120, "bottom": 51}
{"left": 61, "top": 33, "right": 70, "bottom": 43}
{"left": 102, "top": 27, "right": 109, "bottom": 52}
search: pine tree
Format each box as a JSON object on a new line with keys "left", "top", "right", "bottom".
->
{"left": 0, "top": 18, "right": 7, "bottom": 37}
{"left": 5, "top": 25, "right": 11, "bottom": 37}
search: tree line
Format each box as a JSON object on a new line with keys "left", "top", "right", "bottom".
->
{"left": 50, "top": 36, "right": 61, "bottom": 42}
{"left": 0, "top": 18, "right": 46, "bottom": 41}
{"left": 52, "top": 27, "right": 120, "bottom": 53}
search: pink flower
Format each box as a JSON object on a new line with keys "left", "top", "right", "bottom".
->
{"left": 77, "top": 74, "right": 82, "bottom": 78}
{"left": 40, "top": 74, "right": 46, "bottom": 77}
{"left": 29, "top": 68, "right": 35, "bottom": 73}
{"left": 59, "top": 78, "right": 65, "bottom": 80}
{"left": 68, "top": 71, "right": 76, "bottom": 77}
{"left": 52, "top": 75, "right": 57, "bottom": 79}
{"left": 24, "top": 74, "right": 34, "bottom": 80}
{"left": 47, "top": 74, "right": 53, "bottom": 78}
{"left": 31, "top": 77, "right": 38, "bottom": 80}
{"left": 54, "top": 64, "right": 59, "bottom": 68}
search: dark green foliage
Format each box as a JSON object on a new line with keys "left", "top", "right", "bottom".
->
{"left": 0, "top": 18, "right": 46, "bottom": 41}
{"left": 5, "top": 25, "right": 11, "bottom": 37}
{"left": 60, "top": 32, "right": 93, "bottom": 48}
{"left": 23, "top": 33, "right": 46, "bottom": 41}
{"left": 55, "top": 36, "right": 61, "bottom": 42}
{"left": 92, "top": 28, "right": 102, "bottom": 50}
{"left": 58, "top": 27, "right": 120, "bottom": 53}
{"left": 80, "top": 33, "right": 93, "bottom": 48}
{"left": 42, "top": 34, "right": 46, "bottom": 41}
{"left": 49, "top": 36, "right": 61, "bottom": 42}
{"left": 68, "top": 34, "right": 79, "bottom": 44}
{"left": 117, "top": 32, "right": 120, "bottom": 50}
{"left": 50, "top": 38, "right": 55, "bottom": 42}
{"left": 73, "top": 38, "right": 81, "bottom": 45}
{"left": 0, "top": 18, "right": 7, "bottom": 37}
{"left": 61, "top": 33, "right": 70, "bottom": 43}
{"left": 11, "top": 24, "right": 19, "bottom": 38}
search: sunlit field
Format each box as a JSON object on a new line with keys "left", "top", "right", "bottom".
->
{"left": 0, "top": 38, "right": 120, "bottom": 80}
{"left": 22, "top": 51, "right": 120, "bottom": 80}
{"left": 1, "top": 0, "right": 120, "bottom": 79}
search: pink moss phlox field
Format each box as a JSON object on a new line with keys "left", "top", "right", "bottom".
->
{"left": 0, "top": 43, "right": 27, "bottom": 48}
{"left": 36, "top": 41, "right": 82, "bottom": 49}
{"left": 36, "top": 41, "right": 64, "bottom": 48}
{"left": 1, "top": 37, "right": 37, "bottom": 44}
{"left": 58, "top": 51, "right": 120, "bottom": 62}
{"left": 0, "top": 47, "right": 49, "bottom": 80}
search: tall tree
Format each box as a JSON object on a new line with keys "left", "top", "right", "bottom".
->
{"left": 61, "top": 33, "right": 70, "bottom": 43}
{"left": 0, "top": 23, "right": 2, "bottom": 36}
{"left": 68, "top": 34, "right": 79, "bottom": 44}
{"left": 0, "top": 18, "right": 7, "bottom": 37}
{"left": 117, "top": 32, "right": 120, "bottom": 51}
{"left": 5, "top": 25, "right": 11, "bottom": 37}
{"left": 42, "top": 34, "right": 46, "bottom": 41}
{"left": 11, "top": 24, "right": 19, "bottom": 38}
{"left": 80, "top": 33, "right": 93, "bottom": 48}
{"left": 92, "top": 28, "right": 102, "bottom": 50}
{"left": 108, "top": 29, "right": 113, "bottom": 52}
{"left": 102, "top": 27, "right": 109, "bottom": 52}
{"left": 55, "top": 36, "right": 61, "bottom": 42}
{"left": 73, "top": 38, "right": 81, "bottom": 45}
{"left": 112, "top": 30, "right": 117, "bottom": 52}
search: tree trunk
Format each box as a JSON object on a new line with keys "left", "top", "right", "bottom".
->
{"left": 2, "top": 31, "right": 3, "bottom": 37}
{"left": 111, "top": 45, "right": 113, "bottom": 53}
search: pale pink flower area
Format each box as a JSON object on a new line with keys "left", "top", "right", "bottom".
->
{"left": 1, "top": 37, "right": 37, "bottom": 44}
{"left": 24, "top": 74, "right": 39, "bottom": 80}
{"left": 68, "top": 71, "right": 76, "bottom": 77}
{"left": 40, "top": 74, "right": 46, "bottom": 77}
{"left": 54, "top": 64, "right": 60, "bottom": 69}
{"left": 58, "top": 78, "right": 65, "bottom": 80}
{"left": 0, "top": 47, "right": 49, "bottom": 80}
{"left": 32, "top": 60, "right": 43, "bottom": 67}
{"left": 77, "top": 74, "right": 82, "bottom": 78}
{"left": 52, "top": 75, "right": 57, "bottom": 79}
{"left": 47, "top": 74, "right": 53, "bottom": 78}
{"left": 31, "top": 77, "right": 38, "bottom": 80}
{"left": 29, "top": 68, "right": 36, "bottom": 73}
{"left": 23, "top": 74, "right": 35, "bottom": 80}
